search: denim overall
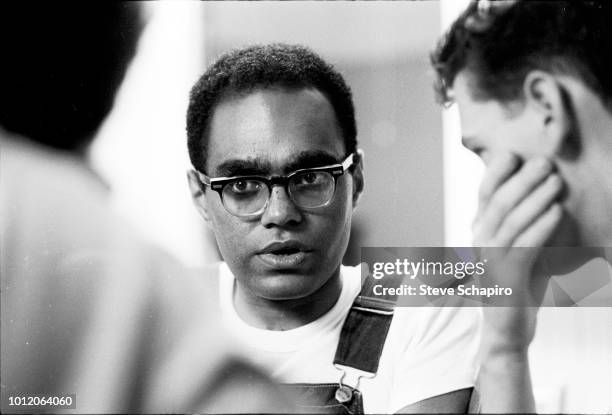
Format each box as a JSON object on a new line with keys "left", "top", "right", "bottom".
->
{"left": 282, "top": 274, "right": 403, "bottom": 414}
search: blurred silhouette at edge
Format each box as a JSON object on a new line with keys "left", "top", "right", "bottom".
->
{"left": 0, "top": 3, "right": 287, "bottom": 413}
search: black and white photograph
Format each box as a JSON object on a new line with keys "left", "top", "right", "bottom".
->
{"left": 1, "top": 1, "right": 611, "bottom": 413}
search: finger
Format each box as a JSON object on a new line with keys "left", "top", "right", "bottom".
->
{"left": 475, "top": 157, "right": 554, "bottom": 241}
{"left": 512, "top": 203, "right": 563, "bottom": 247}
{"left": 477, "top": 153, "right": 520, "bottom": 216}
{"left": 494, "top": 173, "right": 563, "bottom": 246}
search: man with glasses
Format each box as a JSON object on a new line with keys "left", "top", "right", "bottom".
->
{"left": 185, "top": 43, "right": 479, "bottom": 413}
{"left": 432, "top": 0, "right": 612, "bottom": 412}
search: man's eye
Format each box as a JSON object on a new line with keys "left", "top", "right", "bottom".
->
{"left": 296, "top": 172, "right": 323, "bottom": 185}
{"left": 229, "top": 180, "right": 261, "bottom": 194}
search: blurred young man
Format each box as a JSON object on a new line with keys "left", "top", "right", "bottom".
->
{"left": 432, "top": 0, "right": 612, "bottom": 412}
{"left": 1, "top": 4, "right": 283, "bottom": 413}
{"left": 186, "top": 43, "right": 479, "bottom": 413}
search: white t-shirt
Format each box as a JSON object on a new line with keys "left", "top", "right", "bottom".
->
{"left": 219, "top": 263, "right": 481, "bottom": 413}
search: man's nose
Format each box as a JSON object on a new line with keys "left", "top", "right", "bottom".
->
{"left": 260, "top": 185, "right": 303, "bottom": 228}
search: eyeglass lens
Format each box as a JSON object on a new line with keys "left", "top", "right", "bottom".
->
{"left": 221, "top": 171, "right": 336, "bottom": 216}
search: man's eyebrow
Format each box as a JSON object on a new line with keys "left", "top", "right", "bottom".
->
{"left": 214, "top": 159, "right": 272, "bottom": 177}
{"left": 283, "top": 151, "right": 343, "bottom": 174}
{"left": 212, "top": 151, "right": 343, "bottom": 177}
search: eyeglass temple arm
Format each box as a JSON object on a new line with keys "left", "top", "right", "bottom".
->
{"left": 344, "top": 149, "right": 364, "bottom": 170}
{"left": 193, "top": 169, "right": 211, "bottom": 186}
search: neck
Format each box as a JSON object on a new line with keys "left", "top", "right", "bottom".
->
{"left": 233, "top": 268, "right": 343, "bottom": 331}
{"left": 562, "top": 93, "right": 612, "bottom": 246}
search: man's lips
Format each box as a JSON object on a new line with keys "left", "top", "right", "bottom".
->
{"left": 256, "top": 241, "right": 313, "bottom": 269}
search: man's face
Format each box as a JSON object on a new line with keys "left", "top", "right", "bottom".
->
{"left": 452, "top": 72, "right": 550, "bottom": 164}
{"left": 199, "top": 87, "right": 360, "bottom": 300}
{"left": 452, "top": 71, "right": 581, "bottom": 252}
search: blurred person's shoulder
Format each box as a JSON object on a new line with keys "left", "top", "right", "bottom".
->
{"left": 184, "top": 261, "right": 223, "bottom": 307}
{"left": 1, "top": 131, "right": 109, "bottom": 204}
{"left": 1, "top": 131, "right": 115, "bottom": 257}
{"left": 153, "top": 258, "right": 223, "bottom": 318}
{"left": 0, "top": 129, "right": 225, "bottom": 353}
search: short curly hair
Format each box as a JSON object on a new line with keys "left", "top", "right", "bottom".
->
{"left": 186, "top": 44, "right": 357, "bottom": 173}
{"left": 431, "top": 0, "right": 612, "bottom": 109}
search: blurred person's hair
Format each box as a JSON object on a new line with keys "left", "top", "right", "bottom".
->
{"left": 431, "top": 0, "right": 612, "bottom": 110}
{"left": 186, "top": 43, "right": 357, "bottom": 173}
{"left": 0, "top": 3, "right": 143, "bottom": 152}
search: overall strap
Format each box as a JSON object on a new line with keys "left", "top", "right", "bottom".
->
{"left": 333, "top": 271, "right": 405, "bottom": 374}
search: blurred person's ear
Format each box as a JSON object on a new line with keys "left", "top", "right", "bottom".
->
{"left": 351, "top": 150, "right": 365, "bottom": 208}
{"left": 187, "top": 170, "right": 212, "bottom": 225}
{"left": 523, "top": 70, "right": 573, "bottom": 158}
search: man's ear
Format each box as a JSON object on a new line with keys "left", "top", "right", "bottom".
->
{"left": 187, "top": 169, "right": 212, "bottom": 224}
{"left": 351, "top": 150, "right": 365, "bottom": 208}
{"left": 523, "top": 70, "right": 572, "bottom": 157}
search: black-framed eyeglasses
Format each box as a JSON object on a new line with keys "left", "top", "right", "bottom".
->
{"left": 194, "top": 152, "right": 359, "bottom": 218}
